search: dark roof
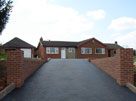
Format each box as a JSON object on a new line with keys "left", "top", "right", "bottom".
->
{"left": 3, "top": 37, "right": 35, "bottom": 48}
{"left": 41, "top": 41, "right": 79, "bottom": 47}
{"left": 105, "top": 43, "right": 123, "bottom": 49}
{"left": 41, "top": 38, "right": 123, "bottom": 49}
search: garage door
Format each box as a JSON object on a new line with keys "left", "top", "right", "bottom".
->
{"left": 21, "top": 48, "right": 31, "bottom": 58}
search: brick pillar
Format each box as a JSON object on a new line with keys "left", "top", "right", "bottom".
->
{"left": 116, "top": 49, "right": 134, "bottom": 86}
{"left": 7, "top": 49, "right": 24, "bottom": 88}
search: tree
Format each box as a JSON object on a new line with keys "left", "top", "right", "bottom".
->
{"left": 0, "top": 0, "right": 12, "bottom": 35}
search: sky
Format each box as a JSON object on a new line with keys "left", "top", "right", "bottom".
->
{"left": 0, "top": 0, "right": 136, "bottom": 48}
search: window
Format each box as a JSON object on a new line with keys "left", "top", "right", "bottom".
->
{"left": 46, "top": 47, "right": 59, "bottom": 54}
{"left": 68, "top": 48, "right": 75, "bottom": 53}
{"left": 95, "top": 48, "right": 105, "bottom": 54}
{"left": 81, "top": 48, "right": 92, "bottom": 54}
{"left": 113, "top": 49, "right": 116, "bottom": 56}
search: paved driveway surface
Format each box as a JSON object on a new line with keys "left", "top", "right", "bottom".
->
{"left": 3, "top": 59, "right": 136, "bottom": 101}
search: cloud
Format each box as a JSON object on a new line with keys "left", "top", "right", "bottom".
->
{"left": 108, "top": 17, "right": 136, "bottom": 31}
{"left": 108, "top": 17, "right": 136, "bottom": 49}
{"left": 80, "top": 34, "right": 93, "bottom": 40}
{"left": 87, "top": 9, "right": 106, "bottom": 20}
{"left": 114, "top": 31, "right": 136, "bottom": 48}
{"left": 0, "top": 0, "right": 93, "bottom": 46}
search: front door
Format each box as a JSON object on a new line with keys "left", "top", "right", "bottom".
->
{"left": 61, "top": 48, "right": 66, "bottom": 59}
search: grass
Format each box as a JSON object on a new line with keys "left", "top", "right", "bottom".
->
{"left": 0, "top": 53, "right": 7, "bottom": 60}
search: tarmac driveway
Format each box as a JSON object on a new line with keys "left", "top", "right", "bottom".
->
{"left": 3, "top": 59, "right": 136, "bottom": 101}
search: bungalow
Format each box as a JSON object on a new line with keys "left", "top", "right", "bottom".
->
{"left": 2, "top": 37, "right": 35, "bottom": 58}
{"left": 37, "top": 37, "right": 123, "bottom": 60}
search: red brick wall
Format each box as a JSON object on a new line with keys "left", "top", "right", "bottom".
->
{"left": 77, "top": 39, "right": 108, "bottom": 59}
{"left": 6, "top": 49, "right": 45, "bottom": 88}
{"left": 7, "top": 49, "right": 24, "bottom": 88}
{"left": 91, "top": 48, "right": 134, "bottom": 86}
{"left": 0, "top": 77, "right": 6, "bottom": 90}
{"left": 24, "top": 59, "right": 44, "bottom": 80}
{"left": 37, "top": 43, "right": 46, "bottom": 60}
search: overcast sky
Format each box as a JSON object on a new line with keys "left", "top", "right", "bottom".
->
{"left": 0, "top": 0, "right": 136, "bottom": 48}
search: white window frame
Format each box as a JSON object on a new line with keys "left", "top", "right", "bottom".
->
{"left": 95, "top": 48, "right": 105, "bottom": 54}
{"left": 46, "top": 47, "right": 59, "bottom": 54}
{"left": 81, "top": 47, "right": 92, "bottom": 54}
{"left": 68, "top": 48, "right": 75, "bottom": 53}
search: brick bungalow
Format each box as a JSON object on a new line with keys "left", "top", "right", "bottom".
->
{"left": 37, "top": 37, "right": 123, "bottom": 59}
{"left": 2, "top": 37, "right": 35, "bottom": 58}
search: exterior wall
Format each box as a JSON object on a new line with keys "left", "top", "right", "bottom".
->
{"left": 91, "top": 48, "right": 134, "bottom": 86}
{"left": 6, "top": 49, "right": 45, "bottom": 88}
{"left": 38, "top": 44, "right": 61, "bottom": 59}
{"left": 66, "top": 48, "right": 76, "bottom": 59}
{"left": 77, "top": 40, "right": 108, "bottom": 59}
{"left": 37, "top": 43, "right": 46, "bottom": 60}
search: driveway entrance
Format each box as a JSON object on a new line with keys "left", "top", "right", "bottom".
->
{"left": 3, "top": 59, "right": 136, "bottom": 101}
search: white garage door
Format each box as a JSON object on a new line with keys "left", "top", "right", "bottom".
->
{"left": 21, "top": 48, "right": 31, "bottom": 58}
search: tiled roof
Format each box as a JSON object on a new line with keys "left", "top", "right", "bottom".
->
{"left": 3, "top": 37, "right": 35, "bottom": 48}
{"left": 41, "top": 38, "right": 123, "bottom": 49}
{"left": 41, "top": 41, "right": 79, "bottom": 47}
{"left": 105, "top": 43, "right": 123, "bottom": 49}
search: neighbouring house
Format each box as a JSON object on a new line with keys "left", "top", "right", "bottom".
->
{"left": 2, "top": 37, "right": 35, "bottom": 58}
{"left": 37, "top": 37, "right": 123, "bottom": 60}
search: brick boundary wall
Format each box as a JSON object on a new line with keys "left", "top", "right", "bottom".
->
{"left": 23, "top": 59, "right": 45, "bottom": 80}
{"left": 6, "top": 49, "right": 45, "bottom": 88}
{"left": 91, "top": 48, "right": 134, "bottom": 86}
{"left": 0, "top": 78, "right": 6, "bottom": 90}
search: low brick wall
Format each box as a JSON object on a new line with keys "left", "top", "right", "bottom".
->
{"left": 0, "top": 61, "right": 6, "bottom": 91}
{"left": 91, "top": 49, "right": 134, "bottom": 86}
{"left": 0, "top": 78, "right": 6, "bottom": 91}
{"left": 6, "top": 49, "right": 46, "bottom": 88}
{"left": 24, "top": 59, "right": 44, "bottom": 80}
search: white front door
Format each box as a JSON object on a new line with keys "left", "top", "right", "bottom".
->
{"left": 61, "top": 48, "right": 66, "bottom": 59}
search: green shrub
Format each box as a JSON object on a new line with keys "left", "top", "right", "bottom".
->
{"left": 0, "top": 53, "right": 7, "bottom": 60}
{"left": 134, "top": 56, "right": 136, "bottom": 63}
{"left": 0, "top": 61, "right": 6, "bottom": 78}
{"left": 134, "top": 66, "right": 136, "bottom": 71}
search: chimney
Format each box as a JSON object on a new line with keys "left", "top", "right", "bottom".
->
{"left": 40, "top": 37, "right": 43, "bottom": 42}
{"left": 115, "top": 41, "right": 118, "bottom": 45}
